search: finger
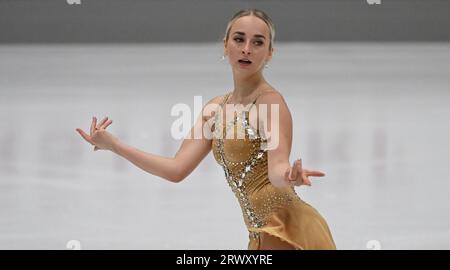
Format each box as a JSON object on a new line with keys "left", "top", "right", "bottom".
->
{"left": 304, "top": 169, "right": 325, "bottom": 176}
{"left": 303, "top": 177, "right": 312, "bottom": 186}
{"left": 297, "top": 162, "right": 303, "bottom": 176}
{"left": 303, "top": 169, "right": 325, "bottom": 176}
{"left": 292, "top": 160, "right": 302, "bottom": 179}
{"left": 76, "top": 128, "right": 93, "bottom": 145}
{"left": 100, "top": 119, "right": 113, "bottom": 130}
{"left": 290, "top": 164, "right": 297, "bottom": 180}
{"left": 307, "top": 171, "right": 326, "bottom": 177}
{"left": 285, "top": 168, "right": 292, "bottom": 182}
{"left": 295, "top": 160, "right": 304, "bottom": 179}
{"left": 288, "top": 168, "right": 293, "bottom": 181}
{"left": 97, "top": 117, "right": 108, "bottom": 129}
{"left": 90, "top": 116, "right": 97, "bottom": 135}
{"left": 293, "top": 177, "right": 304, "bottom": 186}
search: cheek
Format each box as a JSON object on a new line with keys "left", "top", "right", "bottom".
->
{"left": 229, "top": 43, "right": 241, "bottom": 53}
{"left": 229, "top": 48, "right": 242, "bottom": 59}
{"left": 253, "top": 53, "right": 266, "bottom": 62}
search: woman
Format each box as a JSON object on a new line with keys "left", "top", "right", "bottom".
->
{"left": 76, "top": 9, "right": 336, "bottom": 250}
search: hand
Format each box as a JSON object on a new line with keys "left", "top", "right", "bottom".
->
{"left": 76, "top": 116, "right": 117, "bottom": 152}
{"left": 284, "top": 159, "right": 325, "bottom": 187}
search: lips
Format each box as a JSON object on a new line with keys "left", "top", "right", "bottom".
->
{"left": 238, "top": 59, "right": 252, "bottom": 64}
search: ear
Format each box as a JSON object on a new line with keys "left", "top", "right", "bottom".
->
{"left": 266, "top": 46, "right": 274, "bottom": 62}
{"left": 223, "top": 38, "right": 227, "bottom": 56}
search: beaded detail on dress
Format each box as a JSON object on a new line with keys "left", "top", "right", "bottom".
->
{"left": 211, "top": 92, "right": 300, "bottom": 240}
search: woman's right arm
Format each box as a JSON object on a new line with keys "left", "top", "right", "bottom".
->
{"left": 76, "top": 96, "right": 222, "bottom": 183}
{"left": 111, "top": 115, "right": 213, "bottom": 183}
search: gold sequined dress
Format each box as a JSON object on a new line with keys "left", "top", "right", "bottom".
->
{"left": 211, "top": 92, "right": 336, "bottom": 250}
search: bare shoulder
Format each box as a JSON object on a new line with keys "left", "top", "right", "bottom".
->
{"left": 201, "top": 93, "right": 229, "bottom": 122}
{"left": 255, "top": 88, "right": 292, "bottom": 127}
{"left": 206, "top": 94, "right": 227, "bottom": 106}
{"left": 256, "top": 88, "right": 289, "bottom": 108}
{"left": 204, "top": 93, "right": 229, "bottom": 112}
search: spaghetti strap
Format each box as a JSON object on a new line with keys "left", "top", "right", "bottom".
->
{"left": 221, "top": 91, "right": 232, "bottom": 107}
{"left": 248, "top": 91, "right": 264, "bottom": 111}
{"left": 223, "top": 90, "right": 264, "bottom": 109}
{"left": 252, "top": 91, "right": 264, "bottom": 104}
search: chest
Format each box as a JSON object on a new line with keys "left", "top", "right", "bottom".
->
{"left": 211, "top": 108, "right": 266, "bottom": 164}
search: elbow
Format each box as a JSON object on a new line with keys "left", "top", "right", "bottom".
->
{"left": 167, "top": 172, "right": 184, "bottom": 183}
{"left": 167, "top": 167, "right": 186, "bottom": 183}
{"left": 168, "top": 159, "right": 195, "bottom": 183}
{"left": 157, "top": 158, "right": 184, "bottom": 183}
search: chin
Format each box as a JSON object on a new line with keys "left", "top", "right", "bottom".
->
{"left": 233, "top": 65, "right": 256, "bottom": 72}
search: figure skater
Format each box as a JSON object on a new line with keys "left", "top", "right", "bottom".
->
{"left": 76, "top": 8, "right": 336, "bottom": 250}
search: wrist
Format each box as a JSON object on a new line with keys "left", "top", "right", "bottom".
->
{"left": 110, "top": 138, "right": 121, "bottom": 154}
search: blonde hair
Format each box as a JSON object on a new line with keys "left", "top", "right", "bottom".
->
{"left": 224, "top": 9, "right": 275, "bottom": 51}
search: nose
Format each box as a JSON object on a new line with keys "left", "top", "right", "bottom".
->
{"left": 242, "top": 41, "right": 252, "bottom": 55}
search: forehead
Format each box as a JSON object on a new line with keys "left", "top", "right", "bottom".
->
{"left": 230, "top": 16, "right": 269, "bottom": 37}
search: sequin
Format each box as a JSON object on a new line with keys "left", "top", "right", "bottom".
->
{"left": 237, "top": 179, "right": 243, "bottom": 187}
{"left": 249, "top": 231, "right": 260, "bottom": 241}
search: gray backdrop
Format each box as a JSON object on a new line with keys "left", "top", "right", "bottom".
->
{"left": 1, "top": 0, "right": 450, "bottom": 43}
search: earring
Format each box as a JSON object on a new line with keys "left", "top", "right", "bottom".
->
{"left": 220, "top": 55, "right": 226, "bottom": 61}
{"left": 264, "top": 62, "right": 269, "bottom": 69}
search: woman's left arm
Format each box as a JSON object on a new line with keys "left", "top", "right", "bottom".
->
{"left": 262, "top": 91, "right": 325, "bottom": 188}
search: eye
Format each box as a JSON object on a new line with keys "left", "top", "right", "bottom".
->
{"left": 255, "top": 40, "right": 264, "bottom": 46}
{"left": 234, "top": 37, "right": 243, "bottom": 42}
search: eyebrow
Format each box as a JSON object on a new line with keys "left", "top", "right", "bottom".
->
{"left": 232, "top": 31, "right": 266, "bottom": 39}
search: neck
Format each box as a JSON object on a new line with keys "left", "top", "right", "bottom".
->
{"left": 231, "top": 71, "right": 267, "bottom": 103}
